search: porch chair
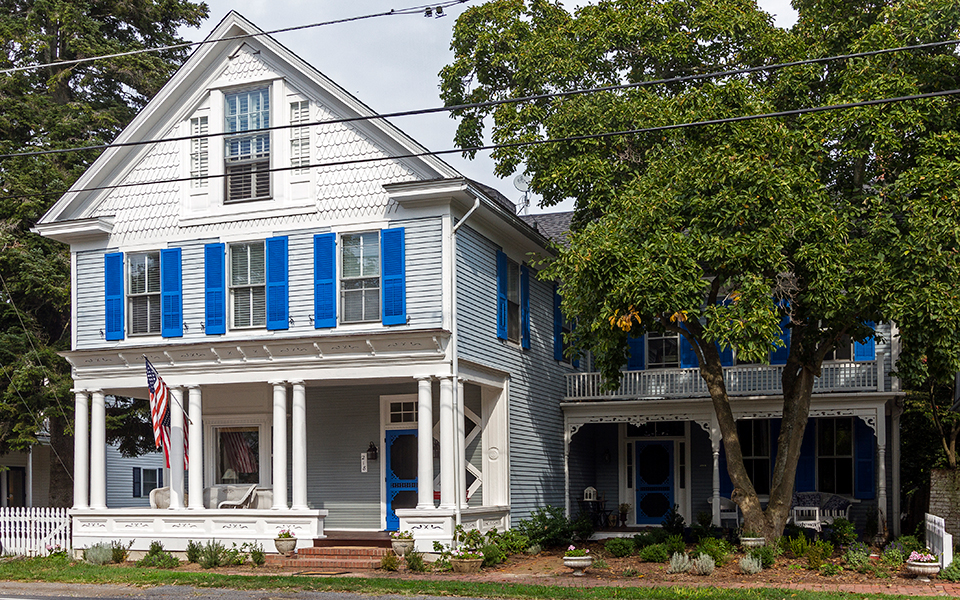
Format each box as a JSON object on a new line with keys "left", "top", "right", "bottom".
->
{"left": 790, "top": 505, "right": 822, "bottom": 532}
{"left": 719, "top": 497, "right": 741, "bottom": 528}
{"left": 217, "top": 483, "right": 258, "bottom": 509}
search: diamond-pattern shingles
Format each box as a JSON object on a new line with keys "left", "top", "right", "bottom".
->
{"left": 221, "top": 47, "right": 278, "bottom": 83}
{"left": 313, "top": 103, "right": 418, "bottom": 219}
{"left": 91, "top": 130, "right": 181, "bottom": 246}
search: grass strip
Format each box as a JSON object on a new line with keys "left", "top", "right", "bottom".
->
{"left": 0, "top": 555, "right": 917, "bottom": 600}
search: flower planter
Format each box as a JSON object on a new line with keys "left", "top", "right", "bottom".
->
{"left": 392, "top": 539, "right": 414, "bottom": 557}
{"left": 274, "top": 538, "right": 297, "bottom": 555}
{"left": 740, "top": 537, "right": 766, "bottom": 549}
{"left": 451, "top": 558, "right": 483, "bottom": 574}
{"left": 563, "top": 555, "right": 594, "bottom": 577}
{"left": 905, "top": 560, "right": 940, "bottom": 578}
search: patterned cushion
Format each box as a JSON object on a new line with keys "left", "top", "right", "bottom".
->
{"left": 792, "top": 492, "right": 821, "bottom": 507}
{"left": 821, "top": 494, "right": 851, "bottom": 512}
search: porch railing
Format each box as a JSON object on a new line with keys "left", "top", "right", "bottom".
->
{"left": 565, "top": 353, "right": 885, "bottom": 400}
{"left": 0, "top": 507, "right": 70, "bottom": 556}
{"left": 926, "top": 512, "right": 954, "bottom": 568}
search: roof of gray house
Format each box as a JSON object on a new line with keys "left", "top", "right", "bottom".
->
{"left": 520, "top": 212, "right": 574, "bottom": 246}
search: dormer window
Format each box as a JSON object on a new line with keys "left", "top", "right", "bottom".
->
{"left": 224, "top": 88, "right": 270, "bottom": 202}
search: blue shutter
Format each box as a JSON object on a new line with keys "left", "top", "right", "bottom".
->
{"left": 132, "top": 467, "right": 141, "bottom": 498}
{"left": 381, "top": 228, "right": 406, "bottom": 326}
{"left": 854, "top": 321, "right": 876, "bottom": 361}
{"left": 160, "top": 248, "right": 183, "bottom": 338}
{"left": 314, "top": 233, "right": 337, "bottom": 328}
{"left": 718, "top": 343, "right": 734, "bottom": 367}
{"left": 496, "top": 250, "right": 508, "bottom": 340}
{"left": 679, "top": 332, "right": 698, "bottom": 368}
{"left": 104, "top": 252, "right": 124, "bottom": 341}
{"left": 795, "top": 420, "right": 817, "bottom": 492}
{"left": 157, "top": 468, "right": 163, "bottom": 488}
{"left": 265, "top": 236, "right": 289, "bottom": 330}
{"left": 204, "top": 243, "right": 226, "bottom": 335}
{"left": 627, "top": 336, "right": 646, "bottom": 370}
{"left": 553, "top": 285, "right": 563, "bottom": 361}
{"left": 854, "top": 418, "right": 876, "bottom": 499}
{"left": 520, "top": 264, "right": 530, "bottom": 349}
{"left": 770, "top": 312, "right": 791, "bottom": 365}
{"left": 719, "top": 444, "right": 733, "bottom": 496}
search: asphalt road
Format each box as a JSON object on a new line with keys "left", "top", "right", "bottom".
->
{"left": 0, "top": 583, "right": 489, "bottom": 600}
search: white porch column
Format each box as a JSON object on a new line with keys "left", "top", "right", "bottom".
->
{"left": 26, "top": 445, "right": 33, "bottom": 507}
{"left": 875, "top": 408, "right": 888, "bottom": 537}
{"left": 291, "top": 380, "right": 307, "bottom": 510}
{"left": 456, "top": 379, "right": 467, "bottom": 510}
{"left": 417, "top": 377, "right": 435, "bottom": 509}
{"left": 72, "top": 389, "right": 89, "bottom": 509}
{"left": 710, "top": 418, "right": 721, "bottom": 527}
{"left": 271, "top": 380, "right": 288, "bottom": 510}
{"left": 89, "top": 389, "right": 107, "bottom": 509}
{"left": 187, "top": 385, "right": 203, "bottom": 509}
{"left": 891, "top": 402, "right": 902, "bottom": 538}
{"left": 169, "top": 387, "right": 185, "bottom": 510}
{"left": 439, "top": 376, "right": 455, "bottom": 509}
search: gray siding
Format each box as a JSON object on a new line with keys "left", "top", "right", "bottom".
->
{"left": 105, "top": 444, "right": 165, "bottom": 508}
{"left": 690, "top": 422, "right": 714, "bottom": 521}
{"left": 566, "top": 423, "right": 618, "bottom": 518}
{"left": 73, "top": 217, "right": 442, "bottom": 350}
{"left": 456, "top": 226, "right": 572, "bottom": 524}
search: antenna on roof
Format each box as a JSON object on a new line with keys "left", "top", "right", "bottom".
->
{"left": 513, "top": 174, "right": 531, "bottom": 215}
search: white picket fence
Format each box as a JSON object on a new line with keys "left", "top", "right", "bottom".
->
{"left": 926, "top": 512, "right": 954, "bottom": 568}
{"left": 0, "top": 507, "right": 71, "bottom": 556}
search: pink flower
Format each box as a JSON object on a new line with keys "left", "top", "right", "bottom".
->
{"left": 568, "top": 545, "right": 576, "bottom": 551}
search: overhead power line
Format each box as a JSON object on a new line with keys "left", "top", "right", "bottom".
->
{"left": 2, "top": 37, "right": 958, "bottom": 162}
{"left": 8, "top": 86, "right": 957, "bottom": 204}
{"left": 0, "top": 0, "right": 472, "bottom": 76}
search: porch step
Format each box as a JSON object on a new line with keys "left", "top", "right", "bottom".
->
{"left": 265, "top": 544, "right": 388, "bottom": 570}
{"left": 313, "top": 531, "right": 392, "bottom": 548}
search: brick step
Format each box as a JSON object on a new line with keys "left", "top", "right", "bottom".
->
{"left": 298, "top": 545, "right": 390, "bottom": 557}
{"left": 265, "top": 555, "right": 382, "bottom": 569}
{"left": 314, "top": 531, "right": 392, "bottom": 548}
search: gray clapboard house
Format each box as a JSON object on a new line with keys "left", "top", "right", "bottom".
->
{"left": 34, "top": 11, "right": 575, "bottom": 553}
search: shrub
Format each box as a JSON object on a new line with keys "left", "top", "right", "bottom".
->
{"left": 896, "top": 535, "right": 924, "bottom": 554}
{"left": 246, "top": 542, "right": 265, "bottom": 566}
{"left": 225, "top": 543, "right": 244, "bottom": 566}
{"left": 748, "top": 545, "right": 776, "bottom": 569}
{"left": 639, "top": 543, "right": 669, "bottom": 563}
{"left": 604, "top": 537, "right": 635, "bottom": 558}
{"left": 665, "top": 534, "right": 686, "bottom": 557}
{"left": 820, "top": 562, "right": 843, "bottom": 576}
{"left": 110, "top": 540, "right": 132, "bottom": 564}
{"left": 481, "top": 543, "right": 505, "bottom": 567}
{"left": 667, "top": 552, "right": 692, "bottom": 574}
{"left": 844, "top": 541, "right": 870, "bottom": 567}
{"left": 691, "top": 553, "right": 716, "bottom": 575}
{"left": 881, "top": 541, "right": 907, "bottom": 568}
{"left": 185, "top": 540, "right": 202, "bottom": 563}
{"left": 661, "top": 504, "right": 685, "bottom": 536}
{"left": 136, "top": 541, "right": 179, "bottom": 569}
{"left": 739, "top": 554, "right": 763, "bottom": 574}
{"left": 83, "top": 542, "right": 113, "bottom": 565}
{"left": 787, "top": 534, "right": 810, "bottom": 558}
{"left": 405, "top": 551, "right": 427, "bottom": 572}
{"left": 805, "top": 540, "right": 833, "bottom": 570}
{"left": 941, "top": 558, "right": 960, "bottom": 581}
{"left": 198, "top": 539, "right": 229, "bottom": 569}
{"left": 633, "top": 528, "right": 669, "bottom": 550}
{"left": 380, "top": 553, "right": 399, "bottom": 571}
{"left": 493, "top": 529, "right": 530, "bottom": 555}
{"left": 827, "top": 518, "right": 857, "bottom": 547}
{"left": 693, "top": 537, "right": 732, "bottom": 566}
{"left": 517, "top": 506, "right": 573, "bottom": 548}
{"left": 570, "top": 513, "right": 595, "bottom": 542}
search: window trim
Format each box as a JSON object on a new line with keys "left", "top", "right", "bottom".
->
{"left": 646, "top": 331, "right": 681, "bottom": 369}
{"left": 223, "top": 86, "right": 272, "bottom": 203}
{"left": 228, "top": 241, "right": 267, "bottom": 329}
{"left": 127, "top": 251, "right": 162, "bottom": 336}
{"left": 737, "top": 419, "right": 771, "bottom": 495}
{"left": 204, "top": 414, "right": 271, "bottom": 488}
{"left": 816, "top": 417, "right": 854, "bottom": 495}
{"left": 339, "top": 231, "right": 381, "bottom": 324}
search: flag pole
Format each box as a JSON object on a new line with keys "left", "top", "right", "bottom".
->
{"left": 143, "top": 355, "right": 193, "bottom": 425}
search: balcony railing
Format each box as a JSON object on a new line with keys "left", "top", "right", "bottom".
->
{"left": 565, "top": 352, "right": 885, "bottom": 400}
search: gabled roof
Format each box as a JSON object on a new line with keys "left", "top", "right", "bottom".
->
{"left": 37, "top": 11, "right": 462, "bottom": 229}
{"left": 520, "top": 212, "right": 574, "bottom": 247}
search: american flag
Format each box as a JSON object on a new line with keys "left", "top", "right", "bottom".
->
{"left": 146, "top": 358, "right": 188, "bottom": 469}
{"left": 222, "top": 430, "right": 257, "bottom": 474}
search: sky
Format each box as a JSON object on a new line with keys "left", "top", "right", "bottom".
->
{"left": 182, "top": 1, "right": 799, "bottom": 215}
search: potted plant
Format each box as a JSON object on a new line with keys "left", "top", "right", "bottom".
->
{"left": 391, "top": 530, "right": 415, "bottom": 557}
{"left": 740, "top": 530, "right": 766, "bottom": 549}
{"left": 618, "top": 503, "right": 631, "bottom": 527}
{"left": 905, "top": 550, "right": 940, "bottom": 578}
{"left": 449, "top": 547, "right": 484, "bottom": 573}
{"left": 563, "top": 545, "right": 593, "bottom": 576}
{"left": 274, "top": 529, "right": 297, "bottom": 555}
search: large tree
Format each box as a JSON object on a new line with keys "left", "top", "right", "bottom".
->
{"left": 0, "top": 0, "right": 208, "bottom": 506}
{"left": 441, "top": 0, "right": 960, "bottom": 539}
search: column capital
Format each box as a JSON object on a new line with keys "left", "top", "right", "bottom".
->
{"left": 268, "top": 379, "right": 287, "bottom": 386}
{"left": 437, "top": 374, "right": 455, "bottom": 382}
{"left": 414, "top": 375, "right": 435, "bottom": 382}
{"left": 89, "top": 388, "right": 104, "bottom": 395}
{"left": 289, "top": 379, "right": 305, "bottom": 386}
{"left": 185, "top": 384, "right": 201, "bottom": 390}
{"left": 71, "top": 388, "right": 89, "bottom": 395}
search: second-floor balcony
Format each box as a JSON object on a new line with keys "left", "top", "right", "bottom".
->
{"left": 565, "top": 352, "right": 887, "bottom": 401}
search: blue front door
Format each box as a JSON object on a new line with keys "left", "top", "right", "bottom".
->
{"left": 635, "top": 441, "right": 674, "bottom": 525}
{"left": 385, "top": 429, "right": 417, "bottom": 531}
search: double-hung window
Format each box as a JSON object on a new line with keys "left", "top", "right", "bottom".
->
{"left": 224, "top": 88, "right": 270, "bottom": 202}
{"left": 737, "top": 420, "right": 771, "bottom": 494}
{"left": 341, "top": 232, "right": 380, "bottom": 323}
{"left": 230, "top": 242, "right": 266, "bottom": 328}
{"left": 647, "top": 331, "right": 680, "bottom": 368}
{"left": 128, "top": 252, "right": 161, "bottom": 335}
{"left": 818, "top": 417, "right": 853, "bottom": 495}
{"left": 132, "top": 467, "right": 163, "bottom": 498}
{"left": 823, "top": 335, "right": 853, "bottom": 361}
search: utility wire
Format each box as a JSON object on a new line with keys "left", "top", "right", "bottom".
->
{"left": 3, "top": 38, "right": 958, "bottom": 162}
{"left": 8, "top": 87, "right": 958, "bottom": 203}
{"left": 0, "top": 0, "right": 472, "bottom": 76}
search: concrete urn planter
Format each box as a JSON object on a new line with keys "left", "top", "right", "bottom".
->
{"left": 392, "top": 539, "right": 414, "bottom": 557}
{"left": 563, "top": 555, "right": 594, "bottom": 577}
{"left": 450, "top": 558, "right": 483, "bottom": 574}
{"left": 274, "top": 538, "right": 297, "bottom": 555}
{"left": 740, "top": 537, "right": 766, "bottom": 549}
{"left": 905, "top": 560, "right": 940, "bottom": 578}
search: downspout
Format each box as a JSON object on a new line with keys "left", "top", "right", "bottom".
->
{"left": 451, "top": 197, "right": 481, "bottom": 531}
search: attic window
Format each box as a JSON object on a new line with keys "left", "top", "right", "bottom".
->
{"left": 224, "top": 88, "right": 270, "bottom": 202}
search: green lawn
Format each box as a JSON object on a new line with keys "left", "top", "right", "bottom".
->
{"left": 0, "top": 555, "right": 921, "bottom": 600}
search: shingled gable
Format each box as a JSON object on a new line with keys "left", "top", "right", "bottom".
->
{"left": 34, "top": 10, "right": 463, "bottom": 243}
